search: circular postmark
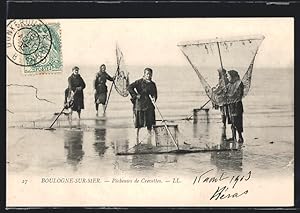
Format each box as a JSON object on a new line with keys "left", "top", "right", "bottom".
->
{"left": 6, "top": 19, "right": 52, "bottom": 67}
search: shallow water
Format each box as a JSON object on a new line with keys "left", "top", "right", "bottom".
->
{"left": 7, "top": 116, "right": 293, "bottom": 178}
{"left": 7, "top": 66, "right": 294, "bottom": 179}
{"left": 6, "top": 66, "right": 294, "bottom": 207}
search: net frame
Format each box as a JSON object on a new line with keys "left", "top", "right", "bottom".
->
{"left": 177, "top": 35, "right": 265, "bottom": 106}
{"left": 114, "top": 44, "right": 129, "bottom": 97}
{"left": 153, "top": 124, "right": 179, "bottom": 147}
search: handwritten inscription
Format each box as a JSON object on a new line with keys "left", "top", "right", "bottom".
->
{"left": 193, "top": 169, "right": 252, "bottom": 200}
{"left": 209, "top": 186, "right": 248, "bottom": 200}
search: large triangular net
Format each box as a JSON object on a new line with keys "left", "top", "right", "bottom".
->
{"left": 178, "top": 35, "right": 265, "bottom": 106}
{"left": 114, "top": 44, "right": 130, "bottom": 97}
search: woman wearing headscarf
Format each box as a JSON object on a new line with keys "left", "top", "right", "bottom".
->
{"left": 94, "top": 64, "right": 114, "bottom": 116}
{"left": 226, "top": 70, "right": 244, "bottom": 143}
{"left": 66, "top": 66, "right": 86, "bottom": 126}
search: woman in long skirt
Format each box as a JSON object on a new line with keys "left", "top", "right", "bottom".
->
{"left": 128, "top": 68, "right": 157, "bottom": 143}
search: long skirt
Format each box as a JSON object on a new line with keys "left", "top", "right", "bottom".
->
{"left": 231, "top": 114, "right": 243, "bottom": 133}
{"left": 95, "top": 92, "right": 107, "bottom": 105}
{"left": 64, "top": 88, "right": 84, "bottom": 112}
{"left": 229, "top": 101, "right": 244, "bottom": 132}
{"left": 134, "top": 107, "right": 156, "bottom": 130}
{"left": 71, "top": 92, "right": 84, "bottom": 112}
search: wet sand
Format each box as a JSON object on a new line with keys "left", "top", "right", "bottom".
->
{"left": 7, "top": 110, "right": 293, "bottom": 178}
{"left": 6, "top": 66, "right": 294, "bottom": 206}
{"left": 6, "top": 111, "right": 294, "bottom": 206}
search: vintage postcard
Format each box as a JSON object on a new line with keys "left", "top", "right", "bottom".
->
{"left": 6, "top": 18, "right": 294, "bottom": 207}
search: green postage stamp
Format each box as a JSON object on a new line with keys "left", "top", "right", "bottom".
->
{"left": 6, "top": 19, "right": 63, "bottom": 74}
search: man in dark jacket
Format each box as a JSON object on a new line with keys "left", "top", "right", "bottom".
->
{"left": 94, "top": 64, "right": 114, "bottom": 116}
{"left": 128, "top": 68, "right": 157, "bottom": 143}
{"left": 66, "top": 66, "right": 86, "bottom": 126}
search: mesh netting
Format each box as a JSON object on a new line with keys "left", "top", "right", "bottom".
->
{"left": 178, "top": 35, "right": 264, "bottom": 106}
{"left": 114, "top": 44, "right": 129, "bottom": 97}
{"left": 153, "top": 124, "right": 179, "bottom": 147}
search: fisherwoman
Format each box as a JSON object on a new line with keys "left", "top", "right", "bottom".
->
{"left": 128, "top": 68, "right": 157, "bottom": 143}
{"left": 94, "top": 64, "right": 114, "bottom": 116}
{"left": 67, "top": 66, "right": 86, "bottom": 126}
{"left": 213, "top": 68, "right": 231, "bottom": 128}
{"left": 226, "top": 70, "right": 244, "bottom": 143}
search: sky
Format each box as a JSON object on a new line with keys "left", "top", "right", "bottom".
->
{"left": 52, "top": 18, "right": 293, "bottom": 68}
{"left": 6, "top": 18, "right": 294, "bottom": 113}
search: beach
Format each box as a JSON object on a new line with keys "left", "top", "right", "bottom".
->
{"left": 6, "top": 65, "right": 294, "bottom": 206}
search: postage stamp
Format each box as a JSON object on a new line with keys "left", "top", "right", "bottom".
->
{"left": 6, "top": 19, "right": 63, "bottom": 74}
{"left": 6, "top": 17, "right": 294, "bottom": 207}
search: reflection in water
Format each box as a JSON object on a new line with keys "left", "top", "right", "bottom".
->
{"left": 113, "top": 138, "right": 130, "bottom": 174}
{"left": 64, "top": 130, "right": 84, "bottom": 171}
{"left": 114, "top": 139, "right": 130, "bottom": 154}
{"left": 110, "top": 126, "right": 130, "bottom": 153}
{"left": 193, "top": 121, "right": 210, "bottom": 139}
{"left": 93, "top": 127, "right": 108, "bottom": 157}
{"left": 210, "top": 128, "right": 243, "bottom": 171}
{"left": 156, "top": 154, "right": 178, "bottom": 164}
{"left": 131, "top": 143, "right": 157, "bottom": 169}
{"left": 193, "top": 108, "right": 210, "bottom": 124}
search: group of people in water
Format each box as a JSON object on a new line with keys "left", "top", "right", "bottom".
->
{"left": 64, "top": 64, "right": 113, "bottom": 119}
{"left": 63, "top": 65, "right": 157, "bottom": 141}
{"left": 63, "top": 64, "right": 244, "bottom": 143}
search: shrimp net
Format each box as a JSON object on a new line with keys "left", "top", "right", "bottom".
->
{"left": 177, "top": 35, "right": 265, "bottom": 106}
{"left": 153, "top": 124, "right": 179, "bottom": 147}
{"left": 114, "top": 44, "right": 130, "bottom": 97}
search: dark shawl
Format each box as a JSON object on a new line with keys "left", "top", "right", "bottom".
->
{"left": 94, "top": 71, "right": 114, "bottom": 94}
{"left": 128, "top": 78, "right": 157, "bottom": 111}
{"left": 68, "top": 73, "right": 86, "bottom": 110}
